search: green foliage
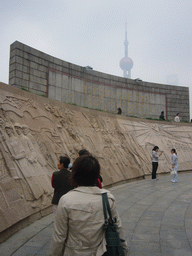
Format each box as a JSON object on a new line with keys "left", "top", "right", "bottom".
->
{"left": 37, "top": 93, "right": 47, "bottom": 97}
{"left": 126, "top": 115, "right": 138, "bottom": 118}
{"left": 181, "top": 120, "right": 189, "bottom": 123}
{"left": 21, "top": 87, "right": 29, "bottom": 92}
{"left": 145, "top": 117, "right": 171, "bottom": 122}
{"left": 146, "top": 117, "right": 160, "bottom": 120}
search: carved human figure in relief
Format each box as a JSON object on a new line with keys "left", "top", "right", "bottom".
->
{"left": 5, "top": 124, "right": 29, "bottom": 176}
{"left": 5, "top": 123, "right": 36, "bottom": 201}
{"left": 0, "top": 118, "right": 19, "bottom": 178}
{"left": 15, "top": 123, "right": 53, "bottom": 199}
{"left": 14, "top": 123, "right": 36, "bottom": 165}
{"left": 22, "top": 125, "right": 48, "bottom": 167}
{"left": 0, "top": 150, "right": 6, "bottom": 177}
{"left": 33, "top": 132, "right": 56, "bottom": 170}
{"left": 4, "top": 123, "right": 52, "bottom": 206}
{"left": 38, "top": 128, "right": 65, "bottom": 165}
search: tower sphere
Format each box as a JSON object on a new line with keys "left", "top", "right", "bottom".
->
{"left": 120, "top": 57, "right": 133, "bottom": 71}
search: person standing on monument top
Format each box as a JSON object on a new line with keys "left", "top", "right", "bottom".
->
{"left": 152, "top": 146, "right": 162, "bottom": 180}
{"left": 117, "top": 107, "right": 122, "bottom": 115}
{"left": 174, "top": 113, "right": 180, "bottom": 122}
{"left": 159, "top": 111, "right": 165, "bottom": 120}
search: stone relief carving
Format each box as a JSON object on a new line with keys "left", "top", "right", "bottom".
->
{"left": 3, "top": 95, "right": 37, "bottom": 109}
{"left": 0, "top": 118, "right": 20, "bottom": 179}
{"left": 118, "top": 120, "right": 192, "bottom": 173}
{"left": 0, "top": 150, "right": 7, "bottom": 178}
{"left": 1, "top": 84, "right": 192, "bottom": 235}
{"left": 4, "top": 123, "right": 51, "bottom": 204}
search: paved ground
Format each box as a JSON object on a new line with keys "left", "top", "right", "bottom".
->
{"left": 1, "top": 172, "right": 192, "bottom": 256}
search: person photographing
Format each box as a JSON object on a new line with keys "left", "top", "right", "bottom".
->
{"left": 152, "top": 146, "right": 162, "bottom": 180}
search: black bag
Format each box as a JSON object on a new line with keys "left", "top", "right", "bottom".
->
{"left": 102, "top": 192, "right": 125, "bottom": 256}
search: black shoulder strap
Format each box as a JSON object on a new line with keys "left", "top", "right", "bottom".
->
{"left": 102, "top": 192, "right": 113, "bottom": 223}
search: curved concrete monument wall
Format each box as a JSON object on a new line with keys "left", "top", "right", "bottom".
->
{"left": 9, "top": 41, "right": 189, "bottom": 121}
{"left": 0, "top": 81, "right": 192, "bottom": 241}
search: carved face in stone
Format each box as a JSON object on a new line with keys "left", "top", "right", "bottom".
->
{"left": 0, "top": 118, "right": 5, "bottom": 130}
{"left": 14, "top": 125, "right": 22, "bottom": 135}
{"left": 60, "top": 119, "right": 65, "bottom": 127}
{"left": 5, "top": 126, "right": 14, "bottom": 136}
{"left": 22, "top": 126, "right": 28, "bottom": 136}
{"left": 57, "top": 125, "right": 62, "bottom": 132}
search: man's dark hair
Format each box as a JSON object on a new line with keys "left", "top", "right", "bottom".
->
{"left": 71, "top": 155, "right": 100, "bottom": 186}
{"left": 59, "top": 156, "right": 70, "bottom": 168}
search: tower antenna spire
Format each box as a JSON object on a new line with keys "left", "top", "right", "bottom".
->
{"left": 124, "top": 22, "right": 128, "bottom": 57}
{"left": 119, "top": 22, "right": 133, "bottom": 78}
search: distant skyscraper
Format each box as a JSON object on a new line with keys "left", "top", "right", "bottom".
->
{"left": 119, "top": 23, "right": 133, "bottom": 78}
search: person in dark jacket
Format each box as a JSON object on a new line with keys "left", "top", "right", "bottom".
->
{"left": 159, "top": 111, "right": 165, "bottom": 120}
{"left": 117, "top": 107, "right": 122, "bottom": 115}
{"left": 51, "top": 156, "right": 73, "bottom": 212}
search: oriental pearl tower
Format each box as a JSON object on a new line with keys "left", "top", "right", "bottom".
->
{"left": 119, "top": 23, "right": 133, "bottom": 78}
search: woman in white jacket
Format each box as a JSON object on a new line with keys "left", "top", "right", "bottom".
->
{"left": 50, "top": 155, "right": 129, "bottom": 256}
{"left": 171, "top": 148, "right": 178, "bottom": 183}
{"left": 152, "top": 146, "right": 162, "bottom": 180}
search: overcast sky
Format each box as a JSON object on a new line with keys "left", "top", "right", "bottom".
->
{"left": 1, "top": 0, "right": 192, "bottom": 117}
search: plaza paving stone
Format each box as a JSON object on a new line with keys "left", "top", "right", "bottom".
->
{"left": 1, "top": 172, "right": 192, "bottom": 256}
